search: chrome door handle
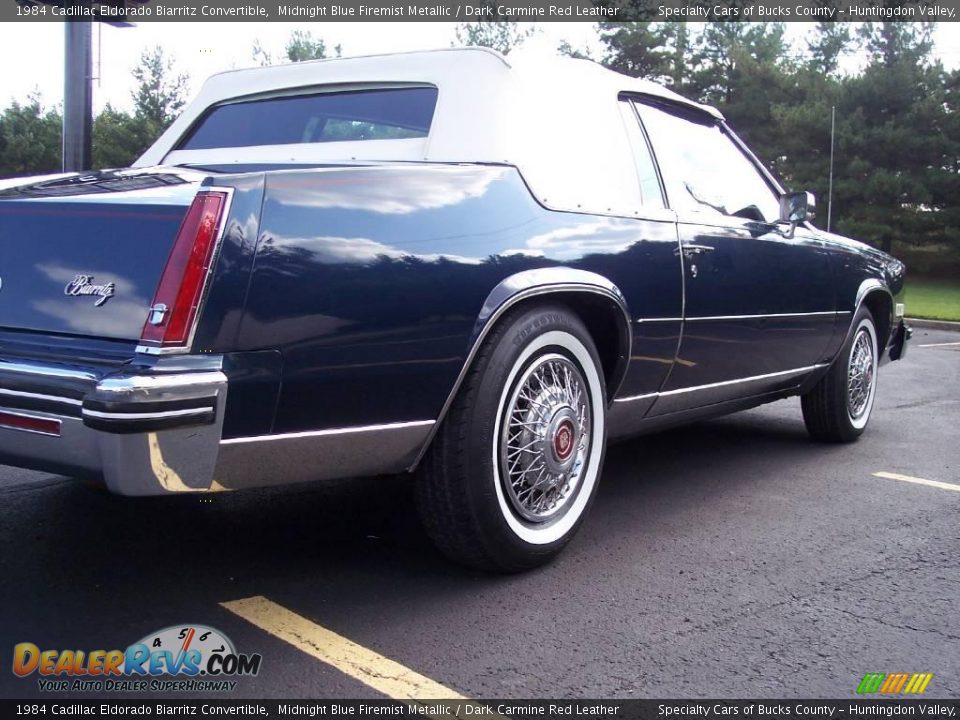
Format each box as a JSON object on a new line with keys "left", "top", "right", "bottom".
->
{"left": 676, "top": 243, "right": 715, "bottom": 258}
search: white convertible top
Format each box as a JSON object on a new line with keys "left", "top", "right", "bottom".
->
{"left": 136, "top": 47, "right": 723, "bottom": 217}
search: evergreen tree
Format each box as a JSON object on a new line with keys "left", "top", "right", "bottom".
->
{"left": 92, "top": 104, "right": 145, "bottom": 170}
{"left": 695, "top": 22, "right": 789, "bottom": 105}
{"left": 597, "top": 23, "right": 675, "bottom": 84}
{"left": 833, "top": 22, "right": 946, "bottom": 251}
{"left": 806, "top": 22, "right": 854, "bottom": 76}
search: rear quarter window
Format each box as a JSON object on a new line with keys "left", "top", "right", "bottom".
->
{"left": 177, "top": 86, "right": 439, "bottom": 150}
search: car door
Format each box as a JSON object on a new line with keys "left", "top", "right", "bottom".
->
{"left": 632, "top": 99, "right": 837, "bottom": 415}
{"left": 601, "top": 99, "right": 684, "bottom": 430}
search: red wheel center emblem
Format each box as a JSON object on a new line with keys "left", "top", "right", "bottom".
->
{"left": 554, "top": 422, "right": 574, "bottom": 460}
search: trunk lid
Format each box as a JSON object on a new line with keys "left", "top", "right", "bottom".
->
{"left": 0, "top": 168, "right": 207, "bottom": 341}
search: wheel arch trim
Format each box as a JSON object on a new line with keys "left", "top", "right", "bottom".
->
{"left": 408, "top": 267, "right": 632, "bottom": 470}
{"left": 849, "top": 278, "right": 894, "bottom": 351}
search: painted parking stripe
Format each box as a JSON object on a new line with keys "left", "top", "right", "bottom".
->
{"left": 222, "top": 596, "right": 466, "bottom": 701}
{"left": 917, "top": 341, "right": 960, "bottom": 348}
{"left": 873, "top": 472, "right": 960, "bottom": 493}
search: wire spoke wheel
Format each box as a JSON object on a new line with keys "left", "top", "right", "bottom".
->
{"left": 417, "top": 306, "right": 606, "bottom": 571}
{"left": 802, "top": 307, "right": 879, "bottom": 443}
{"left": 499, "top": 353, "right": 591, "bottom": 524}
{"left": 847, "top": 327, "right": 875, "bottom": 420}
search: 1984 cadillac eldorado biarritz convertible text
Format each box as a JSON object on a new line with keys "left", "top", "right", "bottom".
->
{"left": 0, "top": 49, "right": 910, "bottom": 570}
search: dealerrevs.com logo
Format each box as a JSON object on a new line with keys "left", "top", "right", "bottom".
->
{"left": 13, "top": 624, "right": 262, "bottom": 693}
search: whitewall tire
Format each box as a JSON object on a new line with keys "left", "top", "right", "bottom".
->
{"left": 802, "top": 305, "right": 879, "bottom": 443}
{"left": 415, "top": 304, "right": 607, "bottom": 571}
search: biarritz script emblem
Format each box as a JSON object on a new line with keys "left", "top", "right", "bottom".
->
{"left": 64, "top": 275, "right": 115, "bottom": 307}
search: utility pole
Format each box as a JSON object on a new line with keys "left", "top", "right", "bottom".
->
{"left": 63, "top": 20, "right": 93, "bottom": 173}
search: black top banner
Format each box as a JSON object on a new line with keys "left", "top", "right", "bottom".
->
{"left": 7, "top": 0, "right": 960, "bottom": 21}
{"left": 4, "top": 700, "right": 960, "bottom": 719}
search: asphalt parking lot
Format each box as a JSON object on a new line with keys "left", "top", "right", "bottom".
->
{"left": 1, "top": 328, "right": 957, "bottom": 700}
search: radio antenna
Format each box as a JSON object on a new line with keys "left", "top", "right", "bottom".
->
{"left": 827, "top": 105, "right": 836, "bottom": 232}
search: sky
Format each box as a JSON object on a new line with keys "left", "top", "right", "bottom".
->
{"left": 0, "top": 22, "right": 958, "bottom": 113}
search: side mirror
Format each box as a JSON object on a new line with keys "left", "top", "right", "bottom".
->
{"left": 779, "top": 191, "right": 816, "bottom": 224}
{"left": 778, "top": 191, "right": 816, "bottom": 238}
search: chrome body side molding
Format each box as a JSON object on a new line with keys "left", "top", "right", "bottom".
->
{"left": 685, "top": 311, "right": 844, "bottom": 322}
{"left": 215, "top": 420, "right": 436, "bottom": 490}
{"left": 609, "top": 364, "right": 828, "bottom": 439}
{"left": 0, "top": 359, "right": 98, "bottom": 383}
{"left": 221, "top": 420, "right": 435, "bottom": 445}
{"left": 637, "top": 310, "right": 846, "bottom": 324}
{"left": 614, "top": 364, "right": 826, "bottom": 404}
{"left": 0, "top": 388, "right": 82, "bottom": 407}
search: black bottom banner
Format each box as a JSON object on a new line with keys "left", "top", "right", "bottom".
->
{"left": 4, "top": 700, "right": 959, "bottom": 720}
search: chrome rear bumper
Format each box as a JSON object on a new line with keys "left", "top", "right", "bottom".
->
{"left": 0, "top": 357, "right": 227, "bottom": 495}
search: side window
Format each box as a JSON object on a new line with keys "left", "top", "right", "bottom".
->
{"left": 633, "top": 101, "right": 780, "bottom": 223}
{"left": 617, "top": 100, "right": 665, "bottom": 210}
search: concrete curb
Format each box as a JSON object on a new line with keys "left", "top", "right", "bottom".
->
{"left": 907, "top": 317, "right": 960, "bottom": 332}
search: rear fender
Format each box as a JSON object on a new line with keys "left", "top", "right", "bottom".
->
{"left": 409, "top": 267, "right": 631, "bottom": 469}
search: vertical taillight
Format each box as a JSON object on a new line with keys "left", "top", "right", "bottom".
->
{"left": 140, "top": 191, "right": 227, "bottom": 350}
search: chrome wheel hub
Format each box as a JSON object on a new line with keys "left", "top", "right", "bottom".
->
{"left": 848, "top": 328, "right": 875, "bottom": 419}
{"left": 500, "top": 354, "right": 591, "bottom": 523}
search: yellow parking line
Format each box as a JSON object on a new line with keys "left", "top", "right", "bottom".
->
{"left": 873, "top": 472, "right": 960, "bottom": 493}
{"left": 221, "top": 596, "right": 466, "bottom": 701}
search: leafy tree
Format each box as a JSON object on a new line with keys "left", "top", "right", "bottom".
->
{"left": 0, "top": 94, "right": 61, "bottom": 178}
{"left": 452, "top": 22, "right": 535, "bottom": 54}
{"left": 285, "top": 29, "right": 342, "bottom": 62}
{"left": 131, "top": 46, "right": 189, "bottom": 131}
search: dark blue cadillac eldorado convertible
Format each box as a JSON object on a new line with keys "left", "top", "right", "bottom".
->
{"left": 0, "top": 49, "right": 909, "bottom": 570}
